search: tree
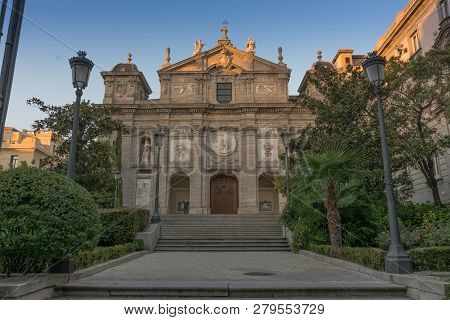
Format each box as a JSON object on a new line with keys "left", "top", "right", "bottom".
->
{"left": 384, "top": 49, "right": 450, "bottom": 206}
{"left": 290, "top": 146, "right": 369, "bottom": 256}
{"left": 27, "top": 98, "right": 126, "bottom": 207}
{"left": 295, "top": 64, "right": 412, "bottom": 200}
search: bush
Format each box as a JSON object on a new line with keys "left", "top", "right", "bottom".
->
{"left": 310, "top": 245, "right": 450, "bottom": 272}
{"left": 98, "top": 208, "right": 149, "bottom": 246}
{"left": 0, "top": 167, "right": 101, "bottom": 276}
{"left": 398, "top": 202, "right": 448, "bottom": 228}
{"left": 309, "top": 245, "right": 386, "bottom": 270}
{"left": 376, "top": 203, "right": 450, "bottom": 250}
{"left": 410, "top": 246, "right": 450, "bottom": 272}
{"left": 74, "top": 240, "right": 144, "bottom": 270}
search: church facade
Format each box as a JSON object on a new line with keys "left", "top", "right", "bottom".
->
{"left": 100, "top": 25, "right": 313, "bottom": 214}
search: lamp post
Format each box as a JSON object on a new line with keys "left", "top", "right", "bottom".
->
{"left": 67, "top": 51, "right": 94, "bottom": 179}
{"left": 280, "top": 130, "right": 290, "bottom": 207}
{"left": 114, "top": 170, "right": 121, "bottom": 208}
{"left": 151, "top": 128, "right": 163, "bottom": 224}
{"left": 363, "top": 52, "right": 412, "bottom": 274}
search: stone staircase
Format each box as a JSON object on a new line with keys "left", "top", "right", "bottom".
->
{"left": 155, "top": 214, "right": 291, "bottom": 252}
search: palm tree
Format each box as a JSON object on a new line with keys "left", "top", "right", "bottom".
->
{"left": 291, "top": 145, "right": 367, "bottom": 256}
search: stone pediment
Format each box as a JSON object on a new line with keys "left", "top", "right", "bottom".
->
{"left": 158, "top": 45, "right": 290, "bottom": 76}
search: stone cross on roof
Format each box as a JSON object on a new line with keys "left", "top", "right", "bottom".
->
{"left": 220, "top": 24, "right": 229, "bottom": 40}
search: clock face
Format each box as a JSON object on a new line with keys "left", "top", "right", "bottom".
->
{"left": 210, "top": 131, "right": 237, "bottom": 156}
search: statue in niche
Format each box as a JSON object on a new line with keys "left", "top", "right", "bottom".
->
{"left": 192, "top": 39, "right": 205, "bottom": 56}
{"left": 246, "top": 38, "right": 256, "bottom": 54}
{"left": 140, "top": 137, "right": 151, "bottom": 166}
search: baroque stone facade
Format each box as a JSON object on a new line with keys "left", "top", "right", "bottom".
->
{"left": 99, "top": 25, "right": 313, "bottom": 214}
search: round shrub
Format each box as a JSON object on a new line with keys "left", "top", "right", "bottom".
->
{"left": 0, "top": 167, "right": 101, "bottom": 276}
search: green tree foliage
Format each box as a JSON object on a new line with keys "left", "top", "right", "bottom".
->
{"left": 27, "top": 98, "right": 126, "bottom": 207}
{"left": 0, "top": 167, "right": 101, "bottom": 276}
{"left": 295, "top": 64, "right": 412, "bottom": 200}
{"left": 284, "top": 146, "right": 376, "bottom": 256}
{"left": 384, "top": 49, "right": 450, "bottom": 206}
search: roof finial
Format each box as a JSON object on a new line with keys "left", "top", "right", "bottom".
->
{"left": 163, "top": 47, "right": 170, "bottom": 67}
{"left": 220, "top": 22, "right": 229, "bottom": 40}
{"left": 278, "top": 47, "right": 286, "bottom": 66}
{"left": 317, "top": 50, "right": 322, "bottom": 61}
{"left": 127, "top": 53, "right": 132, "bottom": 64}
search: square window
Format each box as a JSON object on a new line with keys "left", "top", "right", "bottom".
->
{"left": 217, "top": 83, "right": 232, "bottom": 103}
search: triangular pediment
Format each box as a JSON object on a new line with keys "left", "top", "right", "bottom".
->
{"left": 158, "top": 44, "right": 291, "bottom": 76}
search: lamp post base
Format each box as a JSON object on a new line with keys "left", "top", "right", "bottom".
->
{"left": 385, "top": 244, "right": 413, "bottom": 274}
{"left": 151, "top": 211, "right": 161, "bottom": 224}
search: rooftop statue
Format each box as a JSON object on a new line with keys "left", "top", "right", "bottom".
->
{"left": 246, "top": 38, "right": 256, "bottom": 54}
{"left": 192, "top": 39, "right": 205, "bottom": 56}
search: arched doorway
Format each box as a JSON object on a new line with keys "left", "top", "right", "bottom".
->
{"left": 169, "top": 172, "right": 190, "bottom": 214}
{"left": 258, "top": 173, "right": 279, "bottom": 214}
{"left": 210, "top": 174, "right": 238, "bottom": 214}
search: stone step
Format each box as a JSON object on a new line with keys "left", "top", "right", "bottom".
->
{"left": 154, "top": 247, "right": 292, "bottom": 252}
{"left": 156, "top": 242, "right": 290, "bottom": 248}
{"left": 55, "top": 281, "right": 407, "bottom": 299}
{"left": 160, "top": 236, "right": 287, "bottom": 240}
{"left": 157, "top": 214, "right": 287, "bottom": 252}
{"left": 158, "top": 239, "right": 289, "bottom": 243}
{"left": 161, "top": 230, "right": 283, "bottom": 234}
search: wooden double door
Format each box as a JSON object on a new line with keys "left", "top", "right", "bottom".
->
{"left": 210, "top": 175, "right": 238, "bottom": 214}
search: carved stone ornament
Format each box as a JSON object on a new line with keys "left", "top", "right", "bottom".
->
{"left": 115, "top": 80, "right": 128, "bottom": 96}
{"left": 263, "top": 142, "right": 273, "bottom": 160}
{"left": 173, "top": 83, "right": 194, "bottom": 95}
{"left": 218, "top": 48, "right": 233, "bottom": 70}
{"left": 259, "top": 127, "right": 278, "bottom": 135}
{"left": 170, "top": 128, "right": 192, "bottom": 136}
{"left": 175, "top": 143, "right": 188, "bottom": 161}
{"left": 256, "top": 84, "right": 276, "bottom": 95}
{"left": 210, "top": 131, "right": 237, "bottom": 156}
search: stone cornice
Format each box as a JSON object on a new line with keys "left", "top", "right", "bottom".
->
{"left": 375, "top": 0, "right": 435, "bottom": 55}
{"left": 97, "top": 103, "right": 309, "bottom": 115}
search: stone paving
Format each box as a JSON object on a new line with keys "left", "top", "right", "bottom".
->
{"left": 72, "top": 251, "right": 391, "bottom": 286}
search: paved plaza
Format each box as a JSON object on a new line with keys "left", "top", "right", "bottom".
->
{"left": 72, "top": 251, "right": 390, "bottom": 285}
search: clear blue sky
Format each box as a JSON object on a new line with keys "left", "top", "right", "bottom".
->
{"left": 4, "top": 0, "right": 408, "bottom": 129}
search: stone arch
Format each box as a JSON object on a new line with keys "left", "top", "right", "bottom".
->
{"left": 210, "top": 173, "right": 238, "bottom": 214}
{"left": 258, "top": 172, "right": 279, "bottom": 214}
{"left": 168, "top": 171, "right": 190, "bottom": 214}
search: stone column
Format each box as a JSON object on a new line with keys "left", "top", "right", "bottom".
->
{"left": 121, "top": 128, "right": 134, "bottom": 207}
{"left": 189, "top": 126, "right": 204, "bottom": 214}
{"left": 239, "top": 125, "right": 259, "bottom": 214}
{"left": 158, "top": 127, "right": 170, "bottom": 214}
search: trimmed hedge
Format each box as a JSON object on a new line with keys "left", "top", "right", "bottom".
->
{"left": 410, "top": 246, "right": 450, "bottom": 272}
{"left": 0, "top": 167, "right": 101, "bottom": 276}
{"left": 74, "top": 240, "right": 144, "bottom": 270}
{"left": 309, "top": 245, "right": 386, "bottom": 270}
{"left": 98, "top": 208, "right": 149, "bottom": 246}
{"left": 309, "top": 245, "right": 450, "bottom": 272}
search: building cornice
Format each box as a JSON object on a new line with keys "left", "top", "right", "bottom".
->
{"left": 98, "top": 103, "right": 308, "bottom": 115}
{"left": 375, "top": 0, "right": 435, "bottom": 55}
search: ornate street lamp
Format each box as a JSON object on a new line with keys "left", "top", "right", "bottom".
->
{"left": 114, "top": 170, "right": 121, "bottom": 208}
{"left": 280, "top": 130, "right": 290, "bottom": 207}
{"left": 151, "top": 128, "right": 163, "bottom": 224}
{"left": 363, "top": 52, "right": 412, "bottom": 274}
{"left": 67, "top": 51, "right": 94, "bottom": 179}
